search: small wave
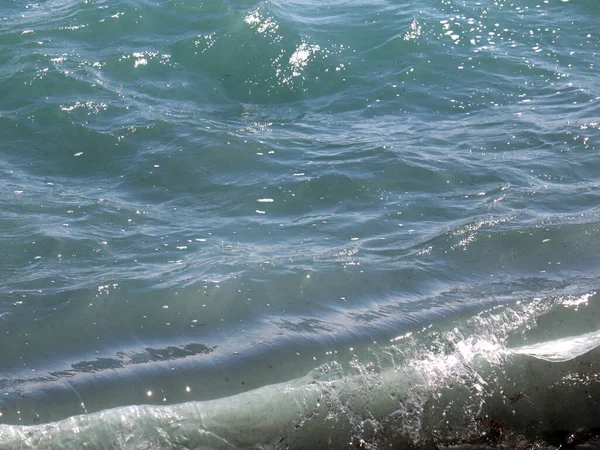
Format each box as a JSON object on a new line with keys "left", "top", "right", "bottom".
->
{"left": 3, "top": 293, "right": 600, "bottom": 448}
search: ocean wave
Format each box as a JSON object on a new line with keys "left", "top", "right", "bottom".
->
{"left": 2, "top": 292, "right": 600, "bottom": 448}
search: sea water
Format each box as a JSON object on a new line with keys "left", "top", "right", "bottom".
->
{"left": 1, "top": 0, "right": 599, "bottom": 448}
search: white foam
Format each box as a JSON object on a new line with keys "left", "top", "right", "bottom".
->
{"left": 513, "top": 329, "right": 600, "bottom": 362}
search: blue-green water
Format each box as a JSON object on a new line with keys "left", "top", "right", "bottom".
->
{"left": 1, "top": 0, "right": 600, "bottom": 448}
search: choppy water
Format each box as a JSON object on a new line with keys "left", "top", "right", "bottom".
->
{"left": 1, "top": 0, "right": 599, "bottom": 448}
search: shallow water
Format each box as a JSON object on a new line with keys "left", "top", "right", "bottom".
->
{"left": 1, "top": 0, "right": 599, "bottom": 447}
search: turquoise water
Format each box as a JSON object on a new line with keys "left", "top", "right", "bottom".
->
{"left": 1, "top": 0, "right": 600, "bottom": 447}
